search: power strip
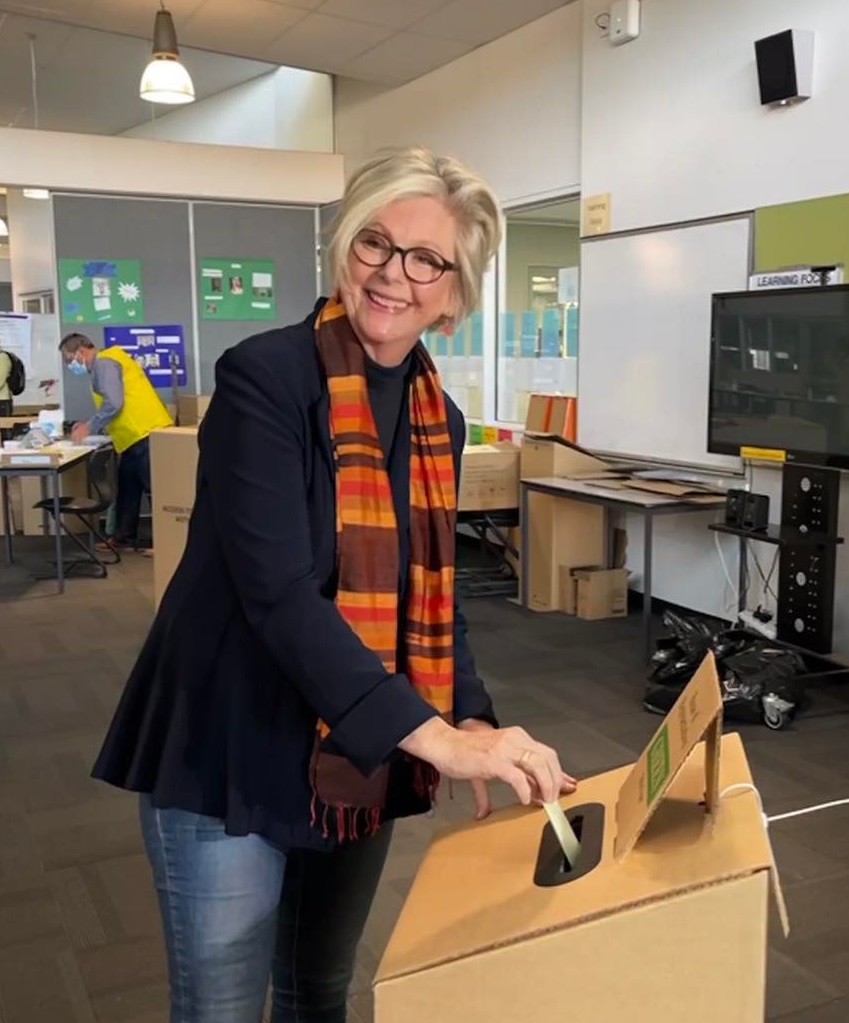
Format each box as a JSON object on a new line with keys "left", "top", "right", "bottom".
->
{"left": 738, "top": 609, "right": 777, "bottom": 640}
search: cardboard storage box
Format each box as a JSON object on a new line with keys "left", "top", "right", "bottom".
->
{"left": 575, "top": 566, "right": 629, "bottom": 620}
{"left": 177, "top": 394, "right": 212, "bottom": 426}
{"left": 558, "top": 563, "right": 601, "bottom": 615}
{"left": 520, "top": 434, "right": 610, "bottom": 482}
{"left": 459, "top": 443, "right": 519, "bottom": 513}
{"left": 374, "top": 655, "right": 787, "bottom": 1023}
{"left": 150, "top": 426, "right": 199, "bottom": 607}
{"left": 524, "top": 393, "right": 577, "bottom": 442}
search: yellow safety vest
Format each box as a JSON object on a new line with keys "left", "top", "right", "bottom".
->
{"left": 92, "top": 347, "right": 174, "bottom": 453}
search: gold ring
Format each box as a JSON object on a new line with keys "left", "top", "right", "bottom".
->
{"left": 519, "top": 749, "right": 534, "bottom": 767}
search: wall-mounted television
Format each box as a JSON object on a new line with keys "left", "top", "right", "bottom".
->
{"left": 708, "top": 284, "right": 849, "bottom": 469}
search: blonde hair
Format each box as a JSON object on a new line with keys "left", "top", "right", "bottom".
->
{"left": 326, "top": 147, "right": 502, "bottom": 323}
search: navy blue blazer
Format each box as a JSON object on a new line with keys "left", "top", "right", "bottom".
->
{"left": 92, "top": 302, "right": 496, "bottom": 851}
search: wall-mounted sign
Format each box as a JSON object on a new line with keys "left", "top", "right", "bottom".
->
{"left": 581, "top": 193, "right": 611, "bottom": 236}
{"left": 748, "top": 266, "right": 844, "bottom": 290}
{"left": 199, "top": 258, "right": 277, "bottom": 321}
{"left": 59, "top": 259, "right": 145, "bottom": 324}
{"left": 104, "top": 324, "right": 187, "bottom": 388}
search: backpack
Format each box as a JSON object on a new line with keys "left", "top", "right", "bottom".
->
{"left": 4, "top": 351, "right": 25, "bottom": 396}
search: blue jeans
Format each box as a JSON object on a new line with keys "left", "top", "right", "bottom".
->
{"left": 139, "top": 795, "right": 393, "bottom": 1023}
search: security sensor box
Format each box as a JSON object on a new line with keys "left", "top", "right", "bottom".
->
{"left": 609, "top": 0, "right": 641, "bottom": 46}
{"left": 374, "top": 655, "right": 787, "bottom": 1023}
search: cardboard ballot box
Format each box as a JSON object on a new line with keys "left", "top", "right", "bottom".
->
{"left": 374, "top": 655, "right": 786, "bottom": 1023}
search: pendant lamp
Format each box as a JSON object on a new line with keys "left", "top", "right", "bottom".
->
{"left": 140, "top": 5, "right": 195, "bottom": 105}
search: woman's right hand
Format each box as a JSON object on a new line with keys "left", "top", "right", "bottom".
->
{"left": 398, "top": 717, "right": 576, "bottom": 806}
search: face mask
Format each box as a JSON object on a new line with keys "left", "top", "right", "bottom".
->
{"left": 67, "top": 358, "right": 88, "bottom": 377}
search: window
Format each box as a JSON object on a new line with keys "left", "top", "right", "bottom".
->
{"left": 497, "top": 198, "right": 580, "bottom": 423}
{"left": 423, "top": 308, "right": 484, "bottom": 420}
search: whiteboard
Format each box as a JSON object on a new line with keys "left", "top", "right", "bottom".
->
{"left": 577, "top": 217, "right": 751, "bottom": 468}
{"left": 5, "top": 313, "right": 64, "bottom": 409}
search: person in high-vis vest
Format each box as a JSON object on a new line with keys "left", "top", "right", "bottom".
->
{"left": 60, "top": 333, "right": 173, "bottom": 552}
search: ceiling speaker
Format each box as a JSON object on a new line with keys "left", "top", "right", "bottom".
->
{"left": 754, "top": 29, "right": 814, "bottom": 106}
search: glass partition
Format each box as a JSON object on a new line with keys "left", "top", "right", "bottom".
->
{"left": 497, "top": 198, "right": 580, "bottom": 423}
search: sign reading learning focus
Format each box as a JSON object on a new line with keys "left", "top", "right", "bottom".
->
{"left": 748, "top": 266, "right": 844, "bottom": 290}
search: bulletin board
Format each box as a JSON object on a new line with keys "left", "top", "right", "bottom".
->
{"left": 754, "top": 193, "right": 849, "bottom": 273}
{"left": 53, "top": 195, "right": 195, "bottom": 421}
{"left": 192, "top": 203, "right": 318, "bottom": 393}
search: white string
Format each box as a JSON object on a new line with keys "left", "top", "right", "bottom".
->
{"left": 720, "top": 783, "right": 849, "bottom": 826}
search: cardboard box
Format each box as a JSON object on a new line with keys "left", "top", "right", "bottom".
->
{"left": 524, "top": 393, "right": 577, "bottom": 441}
{"left": 558, "top": 564, "right": 601, "bottom": 615}
{"left": 575, "top": 567, "right": 629, "bottom": 620}
{"left": 459, "top": 443, "right": 519, "bottom": 513}
{"left": 177, "top": 394, "right": 212, "bottom": 426}
{"left": 374, "top": 655, "right": 787, "bottom": 1023}
{"left": 150, "top": 426, "right": 199, "bottom": 607}
{"left": 520, "top": 434, "right": 609, "bottom": 482}
{"left": 525, "top": 491, "right": 605, "bottom": 611}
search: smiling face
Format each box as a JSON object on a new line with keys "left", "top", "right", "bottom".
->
{"left": 340, "top": 196, "right": 460, "bottom": 366}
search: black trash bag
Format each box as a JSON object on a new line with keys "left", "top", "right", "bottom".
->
{"left": 644, "top": 613, "right": 806, "bottom": 728}
{"left": 720, "top": 643, "right": 806, "bottom": 726}
{"left": 647, "top": 610, "right": 715, "bottom": 688}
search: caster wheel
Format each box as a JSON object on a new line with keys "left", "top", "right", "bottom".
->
{"left": 763, "top": 706, "right": 790, "bottom": 731}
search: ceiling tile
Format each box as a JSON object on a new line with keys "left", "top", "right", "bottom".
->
{"left": 412, "top": 0, "right": 567, "bottom": 46}
{"left": 262, "top": 12, "right": 395, "bottom": 71}
{"left": 343, "top": 31, "right": 470, "bottom": 84}
{"left": 317, "top": 0, "right": 450, "bottom": 30}
{"left": 181, "top": 0, "right": 307, "bottom": 54}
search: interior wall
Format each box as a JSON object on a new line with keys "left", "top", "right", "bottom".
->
{"left": 122, "top": 67, "right": 334, "bottom": 154}
{"left": 333, "top": 3, "right": 582, "bottom": 205}
{"left": 581, "top": 0, "right": 849, "bottom": 233}
{"left": 505, "top": 223, "right": 580, "bottom": 315}
{"left": 5, "top": 188, "right": 54, "bottom": 300}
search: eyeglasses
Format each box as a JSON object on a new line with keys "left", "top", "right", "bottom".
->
{"left": 352, "top": 229, "right": 458, "bottom": 285}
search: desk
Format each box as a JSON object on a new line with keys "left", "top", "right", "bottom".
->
{"left": 1, "top": 446, "right": 94, "bottom": 594}
{"left": 520, "top": 477, "right": 725, "bottom": 661}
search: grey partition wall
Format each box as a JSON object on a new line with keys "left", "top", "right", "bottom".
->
{"left": 53, "top": 195, "right": 194, "bottom": 421}
{"left": 319, "top": 201, "right": 340, "bottom": 293}
{"left": 192, "top": 204, "right": 318, "bottom": 393}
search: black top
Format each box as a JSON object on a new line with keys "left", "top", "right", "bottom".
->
{"left": 91, "top": 301, "right": 496, "bottom": 852}
{"left": 365, "top": 354, "right": 412, "bottom": 469}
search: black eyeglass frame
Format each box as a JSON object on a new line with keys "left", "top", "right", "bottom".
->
{"left": 352, "top": 228, "right": 459, "bottom": 285}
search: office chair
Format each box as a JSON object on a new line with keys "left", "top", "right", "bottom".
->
{"left": 33, "top": 445, "right": 122, "bottom": 578}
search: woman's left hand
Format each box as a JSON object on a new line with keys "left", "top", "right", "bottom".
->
{"left": 457, "top": 718, "right": 496, "bottom": 820}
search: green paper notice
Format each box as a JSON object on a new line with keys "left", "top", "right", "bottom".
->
{"left": 59, "top": 259, "right": 145, "bottom": 325}
{"left": 199, "top": 258, "right": 277, "bottom": 321}
{"left": 646, "top": 725, "right": 671, "bottom": 806}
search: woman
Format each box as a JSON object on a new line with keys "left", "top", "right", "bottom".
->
{"left": 92, "top": 147, "right": 576, "bottom": 1023}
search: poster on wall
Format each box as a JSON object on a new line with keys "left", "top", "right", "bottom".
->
{"left": 103, "top": 324, "right": 187, "bottom": 389}
{"left": 0, "top": 312, "right": 33, "bottom": 371}
{"left": 199, "top": 258, "right": 277, "bottom": 321}
{"left": 59, "top": 259, "right": 145, "bottom": 324}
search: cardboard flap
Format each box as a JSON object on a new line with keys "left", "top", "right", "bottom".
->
{"left": 614, "top": 653, "right": 723, "bottom": 860}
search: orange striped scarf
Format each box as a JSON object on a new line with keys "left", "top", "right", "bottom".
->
{"left": 310, "top": 297, "right": 456, "bottom": 840}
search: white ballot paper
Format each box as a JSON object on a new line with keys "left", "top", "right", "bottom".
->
{"left": 543, "top": 801, "right": 582, "bottom": 867}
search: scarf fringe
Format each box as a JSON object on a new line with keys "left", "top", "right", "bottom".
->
{"left": 310, "top": 792, "right": 383, "bottom": 843}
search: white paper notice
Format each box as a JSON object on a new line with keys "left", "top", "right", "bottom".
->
{"left": 543, "top": 801, "right": 582, "bottom": 866}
